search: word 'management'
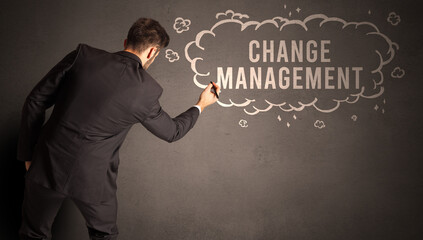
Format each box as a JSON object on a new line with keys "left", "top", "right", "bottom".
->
{"left": 217, "top": 40, "right": 363, "bottom": 90}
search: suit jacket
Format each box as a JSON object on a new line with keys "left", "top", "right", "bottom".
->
{"left": 17, "top": 43, "right": 200, "bottom": 204}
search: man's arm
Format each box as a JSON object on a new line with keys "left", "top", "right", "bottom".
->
{"left": 141, "top": 82, "right": 219, "bottom": 143}
{"left": 17, "top": 45, "right": 81, "bottom": 167}
{"left": 142, "top": 103, "right": 199, "bottom": 143}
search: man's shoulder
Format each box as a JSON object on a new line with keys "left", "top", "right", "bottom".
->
{"left": 72, "top": 43, "right": 163, "bottom": 96}
{"left": 76, "top": 43, "right": 107, "bottom": 53}
{"left": 138, "top": 69, "right": 164, "bottom": 98}
{"left": 72, "top": 43, "right": 118, "bottom": 59}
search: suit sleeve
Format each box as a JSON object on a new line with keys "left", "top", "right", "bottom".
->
{"left": 16, "top": 45, "right": 81, "bottom": 162}
{"left": 141, "top": 99, "right": 200, "bottom": 143}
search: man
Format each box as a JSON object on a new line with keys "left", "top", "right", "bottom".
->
{"left": 16, "top": 18, "right": 220, "bottom": 240}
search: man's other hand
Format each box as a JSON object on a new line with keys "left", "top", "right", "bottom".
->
{"left": 25, "top": 161, "right": 31, "bottom": 171}
{"left": 196, "top": 82, "right": 221, "bottom": 112}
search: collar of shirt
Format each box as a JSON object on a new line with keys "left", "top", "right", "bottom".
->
{"left": 114, "top": 50, "right": 143, "bottom": 69}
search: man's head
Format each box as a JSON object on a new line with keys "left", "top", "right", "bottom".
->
{"left": 124, "top": 18, "right": 170, "bottom": 69}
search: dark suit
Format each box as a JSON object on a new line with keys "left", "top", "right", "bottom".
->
{"left": 17, "top": 43, "right": 200, "bottom": 239}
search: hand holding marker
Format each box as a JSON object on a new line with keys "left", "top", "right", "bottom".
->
{"left": 196, "top": 81, "right": 220, "bottom": 112}
{"left": 210, "top": 81, "right": 219, "bottom": 99}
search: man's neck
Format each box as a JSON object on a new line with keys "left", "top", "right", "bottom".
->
{"left": 123, "top": 49, "right": 142, "bottom": 61}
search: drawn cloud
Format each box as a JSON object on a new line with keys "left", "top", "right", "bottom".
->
{"left": 173, "top": 17, "right": 191, "bottom": 33}
{"left": 185, "top": 10, "right": 399, "bottom": 115}
{"left": 165, "top": 49, "right": 179, "bottom": 62}
{"left": 391, "top": 67, "right": 405, "bottom": 78}
{"left": 216, "top": 10, "right": 249, "bottom": 20}
{"left": 314, "top": 120, "right": 325, "bottom": 129}
{"left": 239, "top": 119, "right": 248, "bottom": 128}
{"left": 387, "top": 12, "right": 401, "bottom": 26}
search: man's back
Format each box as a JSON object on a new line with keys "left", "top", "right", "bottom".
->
{"left": 18, "top": 43, "right": 199, "bottom": 204}
{"left": 17, "top": 18, "right": 220, "bottom": 240}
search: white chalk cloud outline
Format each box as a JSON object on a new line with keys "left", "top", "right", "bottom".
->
{"left": 173, "top": 17, "right": 191, "bottom": 33}
{"left": 391, "top": 66, "right": 405, "bottom": 78}
{"left": 184, "top": 10, "right": 399, "bottom": 115}
{"left": 239, "top": 119, "right": 248, "bottom": 128}
{"left": 165, "top": 49, "right": 179, "bottom": 62}
{"left": 216, "top": 9, "right": 249, "bottom": 20}
{"left": 314, "top": 120, "right": 325, "bottom": 129}
{"left": 387, "top": 12, "right": 401, "bottom": 26}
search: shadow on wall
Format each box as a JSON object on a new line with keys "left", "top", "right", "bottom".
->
{"left": 0, "top": 124, "right": 25, "bottom": 239}
{"left": 0, "top": 121, "right": 76, "bottom": 239}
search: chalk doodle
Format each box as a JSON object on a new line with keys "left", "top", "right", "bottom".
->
{"left": 185, "top": 10, "right": 399, "bottom": 116}
{"left": 173, "top": 17, "right": 191, "bottom": 33}
{"left": 165, "top": 49, "right": 179, "bottom": 62}
{"left": 239, "top": 119, "right": 248, "bottom": 128}
{"left": 351, "top": 115, "right": 358, "bottom": 121}
{"left": 314, "top": 120, "right": 325, "bottom": 129}
{"left": 391, "top": 67, "right": 405, "bottom": 78}
{"left": 216, "top": 10, "right": 249, "bottom": 20}
{"left": 387, "top": 12, "right": 401, "bottom": 26}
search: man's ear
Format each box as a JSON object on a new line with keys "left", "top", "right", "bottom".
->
{"left": 147, "top": 47, "right": 156, "bottom": 59}
{"left": 124, "top": 39, "right": 127, "bottom": 48}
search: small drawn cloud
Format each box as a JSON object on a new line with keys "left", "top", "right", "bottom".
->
{"left": 239, "top": 119, "right": 248, "bottom": 128}
{"left": 351, "top": 115, "right": 358, "bottom": 121}
{"left": 387, "top": 12, "right": 401, "bottom": 26}
{"left": 165, "top": 49, "right": 179, "bottom": 62}
{"left": 391, "top": 67, "right": 405, "bottom": 78}
{"left": 314, "top": 120, "right": 325, "bottom": 129}
{"left": 173, "top": 17, "right": 191, "bottom": 33}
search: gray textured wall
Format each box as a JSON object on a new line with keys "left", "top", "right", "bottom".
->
{"left": 1, "top": 0, "right": 422, "bottom": 239}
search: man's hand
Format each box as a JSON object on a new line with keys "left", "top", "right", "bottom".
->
{"left": 25, "top": 161, "right": 31, "bottom": 171}
{"left": 196, "top": 82, "right": 221, "bottom": 112}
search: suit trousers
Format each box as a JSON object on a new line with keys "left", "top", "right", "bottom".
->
{"left": 19, "top": 178, "right": 119, "bottom": 240}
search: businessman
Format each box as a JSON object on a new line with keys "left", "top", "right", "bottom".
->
{"left": 17, "top": 18, "right": 220, "bottom": 240}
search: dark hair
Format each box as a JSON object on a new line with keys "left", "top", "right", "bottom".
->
{"left": 125, "top": 18, "right": 170, "bottom": 53}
